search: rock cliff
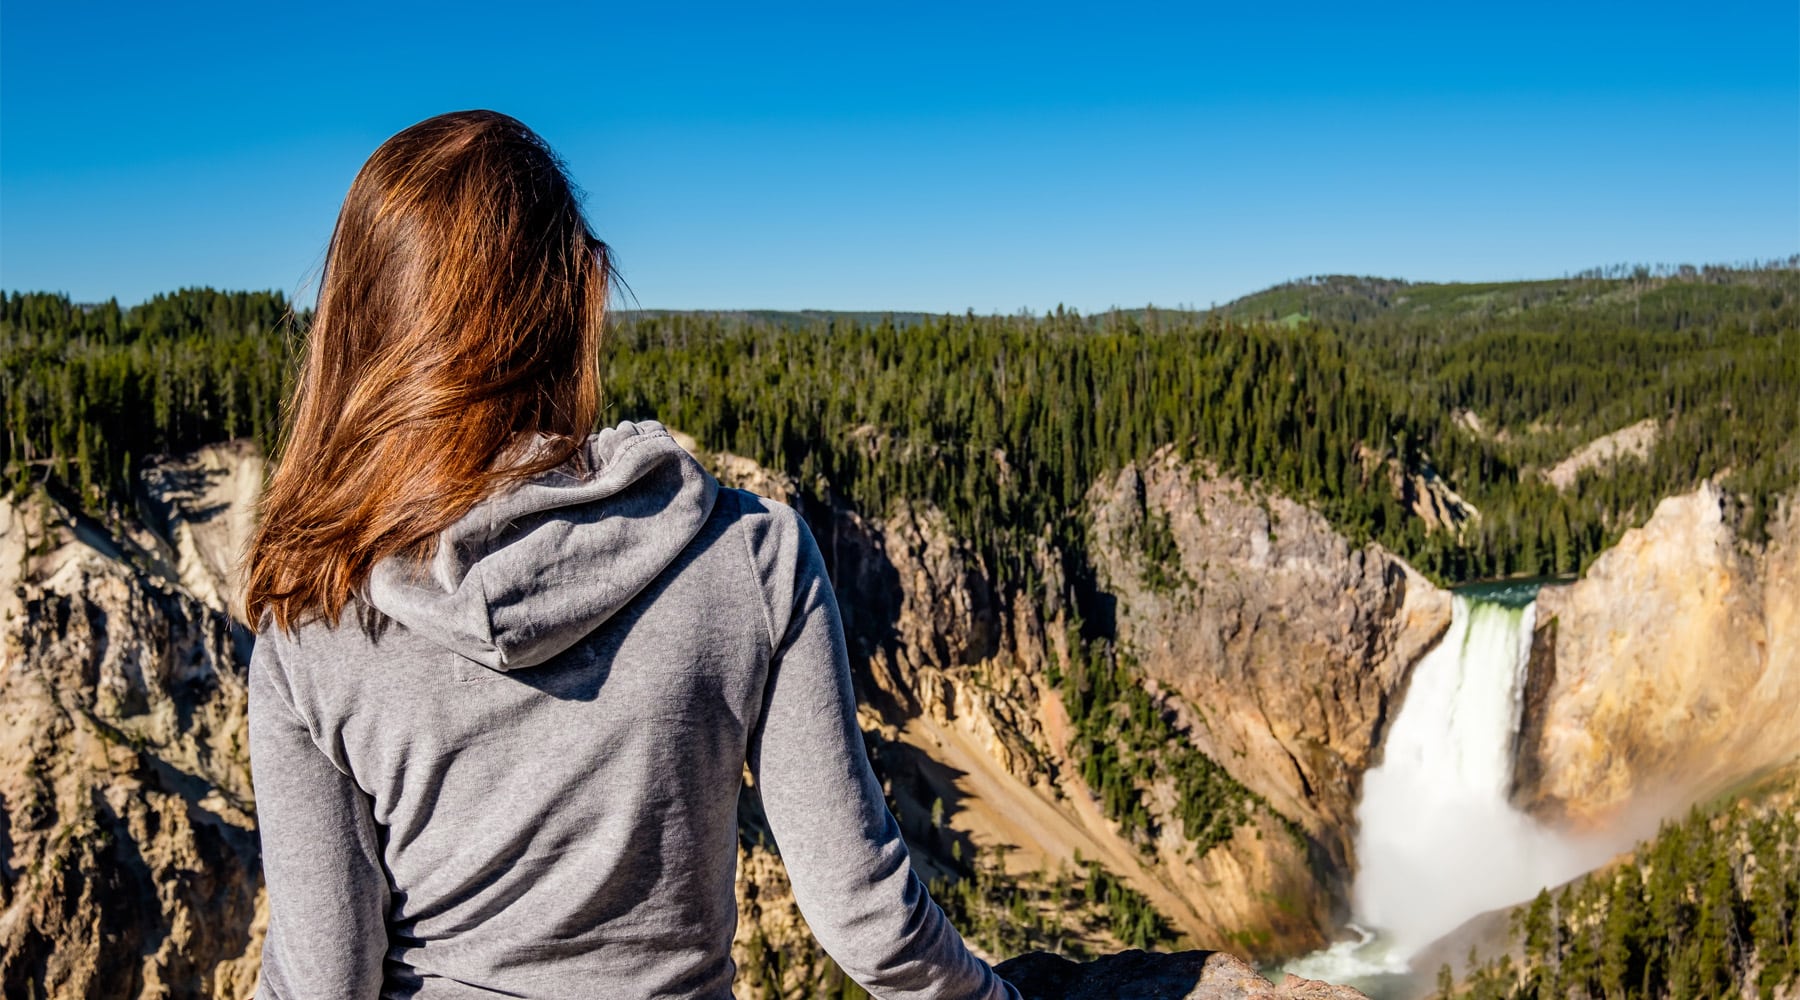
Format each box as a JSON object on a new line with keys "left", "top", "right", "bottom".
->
{"left": 1084, "top": 446, "right": 1451, "bottom": 938}
{"left": 1513, "top": 482, "right": 1800, "bottom": 826}
{"left": 0, "top": 490, "right": 263, "bottom": 998}
{"left": 136, "top": 441, "right": 265, "bottom": 618}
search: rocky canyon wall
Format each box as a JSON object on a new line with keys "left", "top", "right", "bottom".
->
{"left": 0, "top": 484, "right": 263, "bottom": 997}
{"left": 703, "top": 439, "right": 1454, "bottom": 959}
{"left": 1513, "top": 482, "right": 1800, "bottom": 827}
{"left": 1083, "top": 446, "right": 1451, "bottom": 928}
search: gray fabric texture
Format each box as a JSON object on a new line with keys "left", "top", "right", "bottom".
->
{"left": 249, "top": 419, "right": 1020, "bottom": 1000}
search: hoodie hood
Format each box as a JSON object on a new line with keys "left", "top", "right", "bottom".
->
{"left": 366, "top": 419, "right": 718, "bottom": 671}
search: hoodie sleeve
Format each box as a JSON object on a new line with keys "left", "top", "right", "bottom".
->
{"left": 742, "top": 495, "right": 1020, "bottom": 1000}
{"left": 249, "top": 636, "right": 390, "bottom": 999}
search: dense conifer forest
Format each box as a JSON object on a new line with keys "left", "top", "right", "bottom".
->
{"left": 7, "top": 263, "right": 1793, "bottom": 589}
{"left": 1, "top": 288, "right": 291, "bottom": 517}
{"left": 1444, "top": 767, "right": 1800, "bottom": 1000}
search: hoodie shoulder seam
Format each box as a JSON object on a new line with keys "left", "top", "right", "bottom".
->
{"left": 252, "top": 633, "right": 360, "bottom": 782}
{"left": 731, "top": 489, "right": 780, "bottom": 655}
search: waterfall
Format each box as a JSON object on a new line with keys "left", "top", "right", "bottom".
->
{"left": 1280, "top": 587, "right": 1617, "bottom": 988}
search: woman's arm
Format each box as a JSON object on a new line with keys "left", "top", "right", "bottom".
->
{"left": 248, "top": 637, "right": 391, "bottom": 999}
{"left": 744, "top": 497, "right": 1020, "bottom": 1000}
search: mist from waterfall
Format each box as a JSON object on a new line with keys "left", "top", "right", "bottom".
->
{"left": 1281, "top": 587, "right": 1621, "bottom": 988}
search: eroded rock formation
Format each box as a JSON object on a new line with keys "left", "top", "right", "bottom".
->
{"left": 1085, "top": 446, "right": 1451, "bottom": 936}
{"left": 1354, "top": 445, "right": 1480, "bottom": 535}
{"left": 1540, "top": 418, "right": 1659, "bottom": 492}
{"left": 0, "top": 492, "right": 263, "bottom": 998}
{"left": 1514, "top": 482, "right": 1800, "bottom": 826}
{"left": 137, "top": 440, "right": 265, "bottom": 618}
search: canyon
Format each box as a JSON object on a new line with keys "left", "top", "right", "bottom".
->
{"left": 1, "top": 436, "right": 1794, "bottom": 998}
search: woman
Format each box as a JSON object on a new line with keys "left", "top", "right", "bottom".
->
{"left": 245, "top": 110, "right": 1019, "bottom": 1000}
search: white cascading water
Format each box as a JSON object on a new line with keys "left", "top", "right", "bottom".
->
{"left": 1280, "top": 590, "right": 1618, "bottom": 989}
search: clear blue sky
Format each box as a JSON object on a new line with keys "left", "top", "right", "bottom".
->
{"left": 3, "top": 1, "right": 1796, "bottom": 312}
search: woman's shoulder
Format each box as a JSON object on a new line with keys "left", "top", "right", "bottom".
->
{"left": 717, "top": 484, "right": 801, "bottom": 524}
{"left": 701, "top": 486, "right": 830, "bottom": 642}
{"left": 712, "top": 486, "right": 822, "bottom": 568}
{"left": 250, "top": 602, "right": 438, "bottom": 691}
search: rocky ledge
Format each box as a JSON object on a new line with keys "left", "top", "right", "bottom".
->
{"left": 997, "top": 950, "right": 1369, "bottom": 1000}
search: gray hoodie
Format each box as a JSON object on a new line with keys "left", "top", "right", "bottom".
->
{"left": 249, "top": 419, "right": 1020, "bottom": 1000}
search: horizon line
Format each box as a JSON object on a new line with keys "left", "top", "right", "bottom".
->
{"left": 6, "top": 253, "right": 1797, "bottom": 315}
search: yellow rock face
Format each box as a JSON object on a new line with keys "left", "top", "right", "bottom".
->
{"left": 1517, "top": 483, "right": 1800, "bottom": 828}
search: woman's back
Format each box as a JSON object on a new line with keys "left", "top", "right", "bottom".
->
{"left": 243, "top": 110, "right": 1014, "bottom": 999}
{"left": 250, "top": 421, "right": 1015, "bottom": 998}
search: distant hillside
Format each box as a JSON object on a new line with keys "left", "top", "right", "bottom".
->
{"left": 1212, "top": 261, "right": 1800, "bottom": 552}
{"left": 1214, "top": 260, "right": 1799, "bottom": 330}
{"left": 617, "top": 308, "right": 934, "bottom": 329}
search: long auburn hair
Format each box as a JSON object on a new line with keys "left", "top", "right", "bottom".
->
{"left": 245, "top": 110, "right": 611, "bottom": 632}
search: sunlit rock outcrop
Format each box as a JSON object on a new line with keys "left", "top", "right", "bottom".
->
{"left": 137, "top": 440, "right": 265, "bottom": 619}
{"left": 1086, "top": 447, "right": 1452, "bottom": 887}
{"left": 0, "top": 491, "right": 263, "bottom": 999}
{"left": 1514, "top": 482, "right": 1800, "bottom": 826}
{"left": 1540, "top": 418, "right": 1659, "bottom": 492}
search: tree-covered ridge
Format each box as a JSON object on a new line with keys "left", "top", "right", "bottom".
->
{"left": 1, "top": 288, "right": 295, "bottom": 514}
{"left": 620, "top": 308, "right": 934, "bottom": 329}
{"left": 1217, "top": 260, "right": 1796, "bottom": 333}
{"left": 603, "top": 307, "right": 1436, "bottom": 588}
{"left": 604, "top": 262, "right": 1798, "bottom": 585}
{"left": 6, "top": 264, "right": 1795, "bottom": 588}
{"left": 1216, "top": 262, "right": 1800, "bottom": 543}
{"left": 1443, "top": 766, "right": 1800, "bottom": 1000}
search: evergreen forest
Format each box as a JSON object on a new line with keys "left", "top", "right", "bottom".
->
{"left": 1444, "top": 767, "right": 1800, "bottom": 1000}
{"left": 6, "top": 263, "right": 1794, "bottom": 594}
